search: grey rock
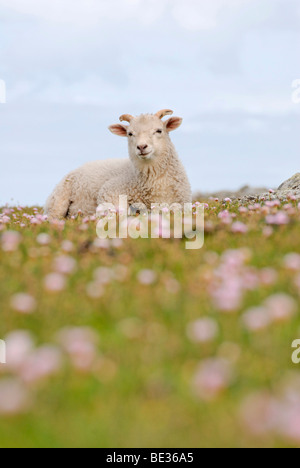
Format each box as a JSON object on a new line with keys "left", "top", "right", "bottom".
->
{"left": 194, "top": 174, "right": 300, "bottom": 203}
{"left": 277, "top": 173, "right": 300, "bottom": 193}
{"left": 194, "top": 185, "right": 269, "bottom": 201}
{"left": 260, "top": 173, "right": 300, "bottom": 201}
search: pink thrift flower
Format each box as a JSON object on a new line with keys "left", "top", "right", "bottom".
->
{"left": 86, "top": 282, "right": 104, "bottom": 299}
{"left": 10, "top": 293, "right": 36, "bottom": 314}
{"left": 61, "top": 240, "right": 74, "bottom": 252}
{"left": 36, "top": 233, "right": 51, "bottom": 245}
{"left": 93, "top": 238, "right": 110, "bottom": 249}
{"left": 19, "top": 346, "right": 62, "bottom": 384}
{"left": 231, "top": 222, "right": 248, "bottom": 234}
{"left": 239, "top": 392, "right": 278, "bottom": 436}
{"left": 53, "top": 255, "right": 77, "bottom": 275}
{"left": 283, "top": 253, "right": 300, "bottom": 271}
{"left": 36, "top": 214, "right": 47, "bottom": 222}
{"left": 265, "top": 200, "right": 280, "bottom": 208}
{"left": 266, "top": 212, "right": 289, "bottom": 225}
{"left": 0, "top": 379, "right": 30, "bottom": 416}
{"left": 187, "top": 318, "right": 219, "bottom": 344}
{"left": 94, "top": 267, "right": 113, "bottom": 285}
{"left": 212, "top": 285, "right": 243, "bottom": 312}
{"left": 50, "top": 219, "right": 65, "bottom": 231}
{"left": 57, "top": 327, "right": 99, "bottom": 372}
{"left": 5, "top": 331, "right": 35, "bottom": 372}
{"left": 164, "top": 277, "right": 181, "bottom": 294}
{"left": 192, "top": 358, "right": 233, "bottom": 401}
{"left": 30, "top": 218, "right": 41, "bottom": 225}
{"left": 264, "top": 293, "right": 297, "bottom": 323}
{"left": 263, "top": 226, "right": 273, "bottom": 237}
{"left": 222, "top": 248, "right": 250, "bottom": 266}
{"left": 260, "top": 268, "right": 278, "bottom": 286}
{"left": 137, "top": 269, "right": 157, "bottom": 285}
{"left": 242, "top": 269, "right": 259, "bottom": 290}
{"left": 209, "top": 249, "right": 253, "bottom": 312}
{"left": 242, "top": 307, "right": 271, "bottom": 332}
{"left": 44, "top": 273, "right": 66, "bottom": 292}
{"left": 1, "top": 231, "right": 21, "bottom": 252}
{"left": 218, "top": 210, "right": 232, "bottom": 225}
{"left": 278, "top": 404, "right": 300, "bottom": 444}
{"left": 111, "top": 239, "right": 123, "bottom": 249}
{"left": 0, "top": 215, "right": 11, "bottom": 224}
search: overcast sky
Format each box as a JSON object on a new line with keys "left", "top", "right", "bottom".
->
{"left": 0, "top": 0, "right": 299, "bottom": 206}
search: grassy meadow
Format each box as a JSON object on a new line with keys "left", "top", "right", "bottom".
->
{"left": 0, "top": 197, "right": 300, "bottom": 448}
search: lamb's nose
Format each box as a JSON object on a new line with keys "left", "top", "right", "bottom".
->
{"left": 137, "top": 145, "right": 148, "bottom": 153}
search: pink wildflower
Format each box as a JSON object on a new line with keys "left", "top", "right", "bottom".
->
{"left": 10, "top": 293, "right": 36, "bottom": 314}
{"left": 0, "top": 379, "right": 30, "bottom": 416}
{"left": 44, "top": 273, "right": 66, "bottom": 292}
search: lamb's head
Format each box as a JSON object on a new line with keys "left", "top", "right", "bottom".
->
{"left": 109, "top": 110, "right": 183, "bottom": 167}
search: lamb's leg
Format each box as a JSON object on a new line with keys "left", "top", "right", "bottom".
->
{"left": 44, "top": 176, "right": 73, "bottom": 220}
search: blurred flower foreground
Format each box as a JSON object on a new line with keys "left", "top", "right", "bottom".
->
{"left": 1, "top": 195, "right": 300, "bottom": 448}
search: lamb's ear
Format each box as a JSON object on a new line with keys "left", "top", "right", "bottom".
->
{"left": 165, "top": 117, "right": 183, "bottom": 132}
{"left": 109, "top": 124, "right": 128, "bottom": 137}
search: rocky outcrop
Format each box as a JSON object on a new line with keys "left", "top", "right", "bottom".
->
{"left": 194, "top": 185, "right": 269, "bottom": 201}
{"left": 194, "top": 174, "right": 300, "bottom": 203}
{"left": 275, "top": 173, "right": 300, "bottom": 199}
{"left": 240, "top": 174, "right": 300, "bottom": 203}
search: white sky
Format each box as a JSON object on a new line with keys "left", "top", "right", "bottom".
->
{"left": 0, "top": 0, "right": 299, "bottom": 205}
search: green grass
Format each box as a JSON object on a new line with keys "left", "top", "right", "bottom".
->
{"left": 0, "top": 200, "right": 299, "bottom": 448}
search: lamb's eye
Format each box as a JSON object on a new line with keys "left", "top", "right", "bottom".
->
{"left": 156, "top": 129, "right": 163, "bottom": 134}
{"left": 128, "top": 132, "right": 133, "bottom": 137}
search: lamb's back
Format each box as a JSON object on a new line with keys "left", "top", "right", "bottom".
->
{"left": 71, "top": 159, "right": 130, "bottom": 195}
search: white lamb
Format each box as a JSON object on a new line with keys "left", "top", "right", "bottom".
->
{"left": 44, "top": 109, "right": 192, "bottom": 219}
